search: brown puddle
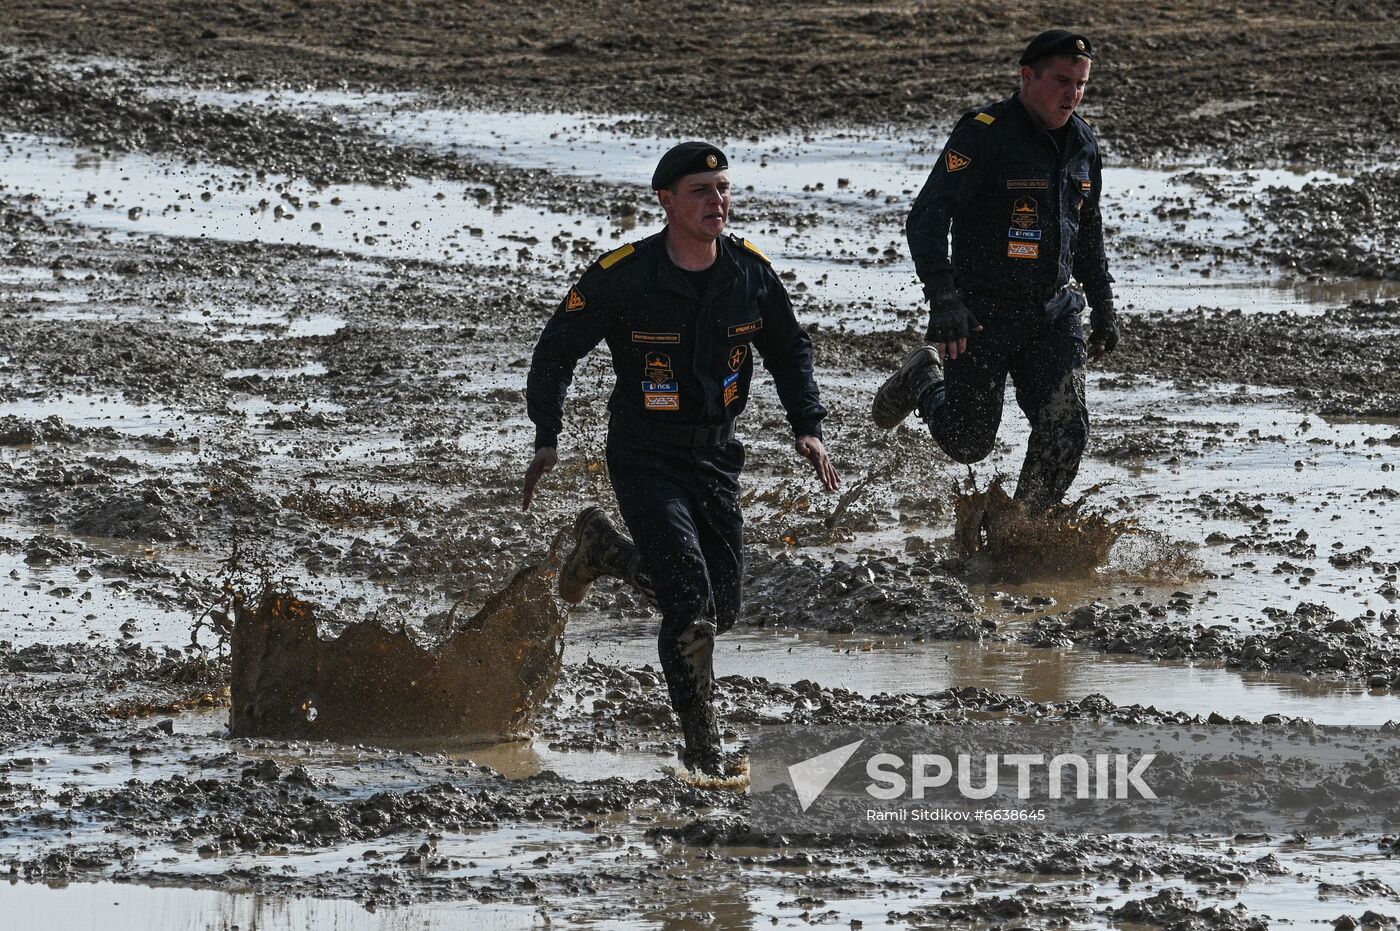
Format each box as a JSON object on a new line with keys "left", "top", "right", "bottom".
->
{"left": 954, "top": 479, "right": 1132, "bottom": 580}
{"left": 228, "top": 552, "right": 569, "bottom": 743}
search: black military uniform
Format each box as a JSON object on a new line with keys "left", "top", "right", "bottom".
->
{"left": 527, "top": 150, "right": 826, "bottom": 770}
{"left": 902, "top": 31, "right": 1115, "bottom": 510}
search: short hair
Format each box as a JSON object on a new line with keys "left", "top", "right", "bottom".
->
{"left": 1026, "top": 53, "right": 1091, "bottom": 78}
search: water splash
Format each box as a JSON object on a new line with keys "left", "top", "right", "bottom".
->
{"left": 228, "top": 550, "right": 569, "bottom": 742}
{"left": 954, "top": 479, "right": 1133, "bottom": 581}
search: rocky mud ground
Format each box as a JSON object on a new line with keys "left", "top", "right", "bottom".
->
{"left": 1, "top": 5, "right": 1399, "bottom": 930}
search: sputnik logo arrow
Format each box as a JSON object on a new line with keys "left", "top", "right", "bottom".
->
{"left": 787, "top": 739, "right": 865, "bottom": 812}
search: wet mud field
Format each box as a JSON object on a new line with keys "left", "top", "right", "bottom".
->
{"left": 2, "top": 5, "right": 1400, "bottom": 929}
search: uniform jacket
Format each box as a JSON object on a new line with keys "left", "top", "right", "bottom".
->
{"left": 906, "top": 93, "right": 1114, "bottom": 316}
{"left": 527, "top": 231, "right": 826, "bottom": 449}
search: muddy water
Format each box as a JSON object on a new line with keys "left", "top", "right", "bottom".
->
{"left": 0, "top": 881, "right": 548, "bottom": 930}
{"left": 2, "top": 105, "right": 1396, "bottom": 693}
{"left": 0, "top": 135, "right": 609, "bottom": 277}
{"left": 576, "top": 625, "right": 1399, "bottom": 726}
{"left": 229, "top": 565, "right": 568, "bottom": 742}
{"left": 7, "top": 113, "right": 1398, "bottom": 330}
{"left": 3, "top": 77, "right": 1399, "bottom": 930}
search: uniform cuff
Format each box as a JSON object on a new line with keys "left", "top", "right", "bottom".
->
{"left": 1087, "top": 285, "right": 1115, "bottom": 312}
{"left": 793, "top": 422, "right": 823, "bottom": 442}
{"left": 533, "top": 427, "right": 559, "bottom": 450}
{"left": 922, "top": 277, "right": 956, "bottom": 302}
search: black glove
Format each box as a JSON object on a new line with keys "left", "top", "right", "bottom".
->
{"left": 926, "top": 290, "right": 980, "bottom": 343}
{"left": 1088, "top": 301, "right": 1120, "bottom": 359}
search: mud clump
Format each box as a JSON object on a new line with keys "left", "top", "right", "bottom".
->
{"left": 1264, "top": 172, "right": 1400, "bottom": 281}
{"left": 0, "top": 415, "right": 90, "bottom": 446}
{"left": 953, "top": 481, "right": 1131, "bottom": 580}
{"left": 1025, "top": 601, "right": 1400, "bottom": 686}
{"left": 1109, "top": 889, "right": 1268, "bottom": 931}
{"left": 743, "top": 550, "right": 986, "bottom": 640}
{"left": 892, "top": 891, "right": 1094, "bottom": 927}
{"left": 64, "top": 482, "right": 196, "bottom": 542}
{"left": 1107, "top": 300, "right": 1400, "bottom": 419}
{"left": 229, "top": 558, "right": 569, "bottom": 742}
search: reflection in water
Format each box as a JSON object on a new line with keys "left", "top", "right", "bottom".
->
{"left": 436, "top": 737, "right": 671, "bottom": 783}
{"left": 650, "top": 882, "right": 756, "bottom": 931}
{"left": 575, "top": 623, "right": 1399, "bottom": 726}
{"left": 0, "top": 881, "right": 548, "bottom": 931}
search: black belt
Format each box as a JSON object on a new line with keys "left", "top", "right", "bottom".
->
{"left": 609, "top": 410, "right": 737, "bottom": 448}
{"left": 967, "top": 284, "right": 1072, "bottom": 312}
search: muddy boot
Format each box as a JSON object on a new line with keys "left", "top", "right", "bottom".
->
{"left": 677, "top": 697, "right": 725, "bottom": 777}
{"left": 871, "top": 346, "right": 942, "bottom": 429}
{"left": 660, "top": 617, "right": 724, "bottom": 775}
{"left": 558, "top": 506, "right": 639, "bottom": 604}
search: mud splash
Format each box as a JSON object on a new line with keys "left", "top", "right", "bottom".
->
{"left": 229, "top": 557, "right": 568, "bottom": 742}
{"left": 953, "top": 480, "right": 1131, "bottom": 580}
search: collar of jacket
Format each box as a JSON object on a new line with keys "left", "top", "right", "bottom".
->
{"left": 1006, "top": 93, "right": 1089, "bottom": 153}
{"left": 653, "top": 227, "right": 745, "bottom": 302}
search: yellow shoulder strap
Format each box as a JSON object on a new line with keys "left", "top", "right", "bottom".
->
{"left": 741, "top": 238, "right": 771, "bottom": 264}
{"left": 599, "top": 242, "right": 636, "bottom": 270}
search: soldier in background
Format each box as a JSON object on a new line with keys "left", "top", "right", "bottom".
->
{"left": 874, "top": 30, "right": 1119, "bottom": 513}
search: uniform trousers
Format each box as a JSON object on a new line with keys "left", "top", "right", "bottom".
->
{"left": 605, "top": 432, "right": 744, "bottom": 725}
{"left": 918, "top": 304, "right": 1088, "bottom": 511}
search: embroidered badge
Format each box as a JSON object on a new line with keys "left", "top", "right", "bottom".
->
{"left": 644, "top": 352, "right": 674, "bottom": 383}
{"left": 632, "top": 331, "right": 681, "bottom": 344}
{"left": 644, "top": 393, "right": 680, "bottom": 411}
{"left": 723, "top": 372, "right": 740, "bottom": 406}
{"left": 1007, "top": 179, "right": 1049, "bottom": 190}
{"left": 1008, "top": 228, "right": 1042, "bottom": 241}
{"left": 729, "top": 345, "right": 748, "bottom": 371}
{"left": 945, "top": 150, "right": 971, "bottom": 172}
{"left": 1011, "top": 197, "right": 1040, "bottom": 230}
{"left": 1007, "top": 242, "right": 1040, "bottom": 259}
{"left": 727, "top": 319, "right": 763, "bottom": 338}
{"left": 565, "top": 288, "right": 586, "bottom": 312}
{"left": 642, "top": 378, "right": 680, "bottom": 412}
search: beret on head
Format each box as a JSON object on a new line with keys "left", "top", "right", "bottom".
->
{"left": 1019, "top": 29, "right": 1094, "bottom": 66}
{"left": 651, "top": 142, "right": 728, "bottom": 191}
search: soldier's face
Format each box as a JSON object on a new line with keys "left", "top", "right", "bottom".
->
{"left": 1019, "top": 57, "right": 1092, "bottom": 130}
{"left": 658, "top": 170, "right": 731, "bottom": 242}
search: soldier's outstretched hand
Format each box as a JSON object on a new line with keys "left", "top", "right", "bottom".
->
{"left": 522, "top": 446, "right": 558, "bottom": 511}
{"left": 796, "top": 436, "right": 840, "bottom": 492}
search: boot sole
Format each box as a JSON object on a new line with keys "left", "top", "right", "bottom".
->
{"left": 872, "top": 346, "right": 937, "bottom": 429}
{"left": 557, "top": 506, "right": 606, "bottom": 604}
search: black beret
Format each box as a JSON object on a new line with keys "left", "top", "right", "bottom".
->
{"left": 651, "top": 142, "right": 728, "bottom": 191}
{"left": 1019, "top": 30, "right": 1094, "bottom": 66}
